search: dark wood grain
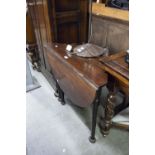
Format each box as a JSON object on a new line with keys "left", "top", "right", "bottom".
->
{"left": 44, "top": 43, "right": 108, "bottom": 142}
{"left": 55, "top": 0, "right": 79, "bottom": 12}
{"left": 100, "top": 52, "right": 129, "bottom": 80}
{"left": 48, "top": 0, "right": 88, "bottom": 43}
{"left": 26, "top": 11, "right": 36, "bottom": 44}
{"left": 99, "top": 52, "right": 129, "bottom": 86}
{"left": 44, "top": 43, "right": 108, "bottom": 107}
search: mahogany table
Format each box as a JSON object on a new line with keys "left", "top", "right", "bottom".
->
{"left": 44, "top": 43, "right": 108, "bottom": 143}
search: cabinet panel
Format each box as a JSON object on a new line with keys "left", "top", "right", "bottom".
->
{"left": 27, "top": 0, "right": 44, "bottom": 66}
{"left": 48, "top": 0, "right": 88, "bottom": 43}
{"left": 36, "top": 0, "right": 48, "bottom": 45}
{"left": 42, "top": 0, "right": 52, "bottom": 43}
{"left": 55, "top": 0, "right": 79, "bottom": 12}
{"left": 26, "top": 12, "right": 36, "bottom": 44}
{"left": 57, "top": 22, "right": 79, "bottom": 43}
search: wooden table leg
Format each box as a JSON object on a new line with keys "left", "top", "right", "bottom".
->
{"left": 89, "top": 88, "right": 102, "bottom": 143}
{"left": 101, "top": 92, "right": 116, "bottom": 136}
{"left": 99, "top": 75, "right": 118, "bottom": 136}
{"left": 55, "top": 82, "right": 65, "bottom": 105}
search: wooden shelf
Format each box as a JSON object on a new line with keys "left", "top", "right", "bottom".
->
{"left": 92, "top": 3, "right": 129, "bottom": 22}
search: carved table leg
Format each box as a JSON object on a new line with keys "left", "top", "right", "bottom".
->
{"left": 89, "top": 88, "right": 101, "bottom": 143}
{"left": 101, "top": 92, "right": 116, "bottom": 136}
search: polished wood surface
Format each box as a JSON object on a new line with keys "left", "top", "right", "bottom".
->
{"left": 26, "top": 12, "right": 36, "bottom": 44}
{"left": 44, "top": 43, "right": 107, "bottom": 107}
{"left": 45, "top": 43, "right": 108, "bottom": 142}
{"left": 92, "top": 3, "right": 129, "bottom": 22}
{"left": 100, "top": 52, "right": 129, "bottom": 86}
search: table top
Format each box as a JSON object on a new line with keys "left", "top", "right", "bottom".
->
{"left": 45, "top": 43, "right": 108, "bottom": 89}
{"left": 44, "top": 43, "right": 108, "bottom": 107}
{"left": 99, "top": 52, "right": 129, "bottom": 86}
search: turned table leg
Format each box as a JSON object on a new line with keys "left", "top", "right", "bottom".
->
{"left": 101, "top": 92, "right": 116, "bottom": 136}
{"left": 89, "top": 89, "right": 102, "bottom": 143}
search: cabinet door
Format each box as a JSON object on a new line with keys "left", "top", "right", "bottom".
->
{"left": 48, "top": 0, "right": 88, "bottom": 43}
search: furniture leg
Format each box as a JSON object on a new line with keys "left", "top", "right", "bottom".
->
{"left": 101, "top": 92, "right": 116, "bottom": 136}
{"left": 56, "top": 82, "right": 65, "bottom": 105}
{"left": 89, "top": 89, "right": 101, "bottom": 143}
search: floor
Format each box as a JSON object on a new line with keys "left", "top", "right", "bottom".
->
{"left": 26, "top": 65, "right": 129, "bottom": 155}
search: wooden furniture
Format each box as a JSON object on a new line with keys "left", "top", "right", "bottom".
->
{"left": 27, "top": 1, "right": 128, "bottom": 86}
{"left": 98, "top": 52, "right": 129, "bottom": 136}
{"left": 44, "top": 43, "right": 108, "bottom": 143}
{"left": 90, "top": 3, "right": 129, "bottom": 54}
{"left": 26, "top": 11, "right": 36, "bottom": 45}
{"left": 27, "top": 0, "right": 52, "bottom": 72}
{"left": 26, "top": 11, "right": 40, "bottom": 70}
{"left": 27, "top": 0, "right": 89, "bottom": 87}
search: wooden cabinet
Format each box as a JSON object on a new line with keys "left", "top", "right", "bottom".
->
{"left": 27, "top": 0, "right": 89, "bottom": 86}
